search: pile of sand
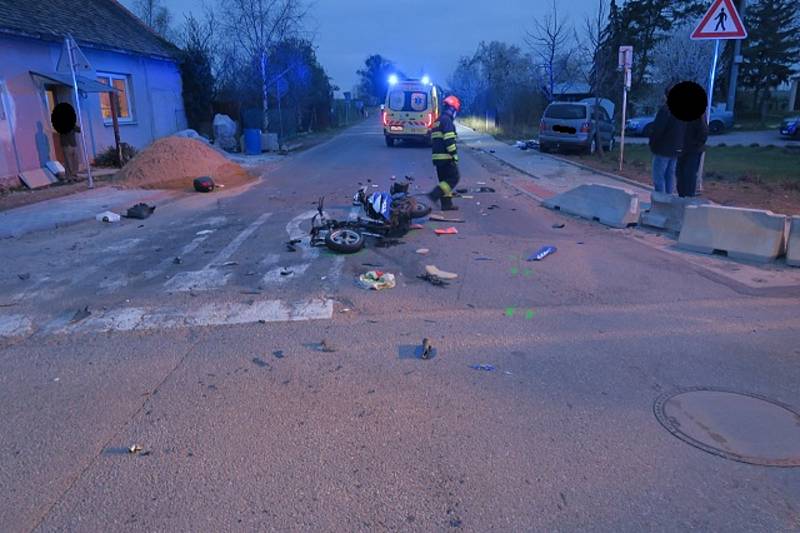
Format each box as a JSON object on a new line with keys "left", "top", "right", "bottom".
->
{"left": 116, "top": 137, "right": 254, "bottom": 190}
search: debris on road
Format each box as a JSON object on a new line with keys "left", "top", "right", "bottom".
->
{"left": 375, "top": 238, "right": 404, "bottom": 248}
{"left": 425, "top": 265, "right": 458, "bottom": 280}
{"left": 421, "top": 338, "right": 434, "bottom": 360}
{"left": 477, "top": 181, "right": 486, "bottom": 185}
{"left": 125, "top": 203, "right": 156, "bottom": 220}
{"left": 470, "top": 364, "right": 496, "bottom": 372}
{"left": 95, "top": 211, "right": 120, "bottom": 223}
{"left": 358, "top": 271, "right": 396, "bottom": 290}
{"left": 434, "top": 227, "right": 458, "bottom": 235}
{"left": 552, "top": 223, "right": 566, "bottom": 229}
{"left": 362, "top": 262, "right": 383, "bottom": 268}
{"left": 196, "top": 229, "right": 214, "bottom": 236}
{"left": 173, "top": 257, "right": 182, "bottom": 264}
{"left": 527, "top": 246, "right": 557, "bottom": 261}
{"left": 17, "top": 273, "right": 30, "bottom": 281}
{"left": 418, "top": 273, "right": 449, "bottom": 287}
{"left": 272, "top": 350, "right": 284, "bottom": 359}
{"left": 487, "top": 204, "right": 500, "bottom": 210}
{"left": 416, "top": 248, "right": 430, "bottom": 255}
{"left": 429, "top": 214, "right": 465, "bottom": 223}
{"left": 70, "top": 305, "right": 91, "bottom": 323}
{"left": 128, "top": 444, "right": 143, "bottom": 454}
{"left": 476, "top": 187, "right": 496, "bottom": 193}
{"left": 286, "top": 238, "right": 301, "bottom": 252}
{"left": 409, "top": 223, "right": 425, "bottom": 230}
{"left": 320, "top": 339, "right": 336, "bottom": 352}
{"left": 280, "top": 268, "right": 293, "bottom": 276}
{"left": 221, "top": 261, "right": 238, "bottom": 267}
{"left": 251, "top": 357, "right": 271, "bottom": 368}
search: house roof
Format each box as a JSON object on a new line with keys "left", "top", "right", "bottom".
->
{"left": 0, "top": 0, "right": 180, "bottom": 60}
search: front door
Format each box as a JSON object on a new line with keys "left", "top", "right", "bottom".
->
{"left": 45, "top": 86, "right": 66, "bottom": 164}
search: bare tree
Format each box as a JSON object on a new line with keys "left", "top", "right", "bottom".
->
{"left": 133, "top": 0, "right": 173, "bottom": 39}
{"left": 578, "top": 0, "right": 612, "bottom": 156}
{"left": 526, "top": 0, "right": 575, "bottom": 102}
{"left": 218, "top": 0, "right": 309, "bottom": 130}
{"left": 651, "top": 24, "right": 714, "bottom": 89}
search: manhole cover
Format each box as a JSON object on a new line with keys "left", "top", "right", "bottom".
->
{"left": 654, "top": 387, "right": 800, "bottom": 467}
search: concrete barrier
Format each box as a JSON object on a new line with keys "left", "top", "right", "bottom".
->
{"left": 678, "top": 205, "right": 789, "bottom": 263}
{"left": 640, "top": 192, "right": 710, "bottom": 233}
{"left": 542, "top": 183, "right": 640, "bottom": 228}
{"left": 787, "top": 216, "right": 800, "bottom": 267}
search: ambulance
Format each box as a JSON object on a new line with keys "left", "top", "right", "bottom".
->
{"left": 382, "top": 76, "right": 441, "bottom": 147}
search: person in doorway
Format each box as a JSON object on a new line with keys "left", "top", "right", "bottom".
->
{"left": 648, "top": 86, "right": 685, "bottom": 194}
{"left": 61, "top": 124, "right": 81, "bottom": 181}
{"left": 428, "top": 95, "right": 462, "bottom": 211}
{"left": 676, "top": 113, "right": 708, "bottom": 197}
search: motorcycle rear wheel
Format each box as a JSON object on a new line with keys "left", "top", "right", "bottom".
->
{"left": 325, "top": 228, "right": 365, "bottom": 253}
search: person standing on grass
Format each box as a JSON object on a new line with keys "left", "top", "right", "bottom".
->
{"left": 676, "top": 113, "right": 708, "bottom": 197}
{"left": 648, "top": 86, "right": 686, "bottom": 194}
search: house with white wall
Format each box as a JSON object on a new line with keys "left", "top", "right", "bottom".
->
{"left": 0, "top": 0, "right": 186, "bottom": 188}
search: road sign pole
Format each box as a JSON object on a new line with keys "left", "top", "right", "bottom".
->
{"left": 66, "top": 35, "right": 93, "bottom": 189}
{"left": 619, "top": 84, "right": 628, "bottom": 172}
{"left": 697, "top": 38, "right": 721, "bottom": 193}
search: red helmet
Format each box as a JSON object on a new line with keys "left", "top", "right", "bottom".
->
{"left": 443, "top": 95, "right": 461, "bottom": 112}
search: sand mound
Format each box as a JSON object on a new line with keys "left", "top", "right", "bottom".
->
{"left": 116, "top": 137, "right": 254, "bottom": 190}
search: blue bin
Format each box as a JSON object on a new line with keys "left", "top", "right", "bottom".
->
{"left": 244, "top": 128, "right": 261, "bottom": 155}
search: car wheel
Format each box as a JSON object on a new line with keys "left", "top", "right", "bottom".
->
{"left": 709, "top": 121, "right": 724, "bottom": 134}
{"left": 385, "top": 136, "right": 395, "bottom": 147}
{"left": 642, "top": 124, "right": 653, "bottom": 137}
{"left": 325, "top": 228, "right": 365, "bottom": 253}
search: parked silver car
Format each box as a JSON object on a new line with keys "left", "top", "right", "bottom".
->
{"left": 538, "top": 101, "right": 615, "bottom": 154}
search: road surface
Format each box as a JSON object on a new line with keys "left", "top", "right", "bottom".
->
{"left": 1, "top": 120, "right": 799, "bottom": 531}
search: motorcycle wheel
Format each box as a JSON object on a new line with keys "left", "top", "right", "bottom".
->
{"left": 410, "top": 201, "right": 432, "bottom": 219}
{"left": 325, "top": 228, "right": 365, "bottom": 253}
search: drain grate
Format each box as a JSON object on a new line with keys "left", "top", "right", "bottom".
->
{"left": 654, "top": 387, "right": 800, "bottom": 467}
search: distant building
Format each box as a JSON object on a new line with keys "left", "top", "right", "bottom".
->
{"left": 0, "top": 0, "right": 187, "bottom": 187}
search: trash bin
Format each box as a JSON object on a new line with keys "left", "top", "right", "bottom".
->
{"left": 244, "top": 128, "right": 261, "bottom": 155}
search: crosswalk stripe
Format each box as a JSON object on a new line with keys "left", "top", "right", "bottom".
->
{"left": 165, "top": 213, "right": 271, "bottom": 292}
{"left": 43, "top": 298, "right": 333, "bottom": 335}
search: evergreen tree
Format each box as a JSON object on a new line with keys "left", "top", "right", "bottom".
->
{"left": 740, "top": 0, "right": 800, "bottom": 116}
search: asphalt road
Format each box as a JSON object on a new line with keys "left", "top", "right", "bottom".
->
{"left": 1, "top": 121, "right": 799, "bottom": 532}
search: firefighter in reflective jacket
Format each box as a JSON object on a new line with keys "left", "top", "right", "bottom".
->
{"left": 428, "top": 95, "right": 462, "bottom": 211}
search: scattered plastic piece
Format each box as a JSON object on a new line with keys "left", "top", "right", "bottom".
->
{"left": 416, "top": 248, "right": 430, "bottom": 255}
{"left": 286, "top": 238, "right": 301, "bottom": 252}
{"left": 128, "top": 444, "right": 143, "bottom": 454}
{"left": 552, "top": 223, "right": 566, "bottom": 229}
{"left": 95, "top": 211, "right": 120, "bottom": 223}
{"left": 527, "top": 246, "right": 557, "bottom": 261}
{"left": 429, "top": 214, "right": 464, "bottom": 223}
{"left": 475, "top": 187, "right": 496, "bottom": 193}
{"left": 418, "top": 273, "right": 449, "bottom": 287}
{"left": 470, "top": 364, "right": 496, "bottom": 371}
{"left": 425, "top": 265, "right": 458, "bottom": 280}
{"left": 434, "top": 227, "right": 458, "bottom": 235}
{"left": 70, "top": 305, "right": 91, "bottom": 323}
{"left": 320, "top": 340, "right": 336, "bottom": 352}
{"left": 221, "top": 261, "right": 238, "bottom": 267}
{"left": 196, "top": 229, "right": 214, "bottom": 235}
{"left": 17, "top": 273, "right": 30, "bottom": 281}
{"left": 474, "top": 257, "right": 492, "bottom": 261}
{"left": 173, "top": 257, "right": 182, "bottom": 264}
{"left": 272, "top": 350, "right": 284, "bottom": 359}
{"left": 358, "top": 271, "right": 396, "bottom": 290}
{"left": 477, "top": 181, "right": 486, "bottom": 185}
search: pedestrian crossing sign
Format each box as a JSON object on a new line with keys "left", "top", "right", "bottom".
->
{"left": 691, "top": 0, "right": 747, "bottom": 40}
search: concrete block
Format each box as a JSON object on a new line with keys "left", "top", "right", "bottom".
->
{"left": 542, "top": 183, "right": 640, "bottom": 228}
{"left": 678, "top": 205, "right": 789, "bottom": 263}
{"left": 640, "top": 192, "right": 710, "bottom": 233}
{"left": 787, "top": 216, "right": 800, "bottom": 267}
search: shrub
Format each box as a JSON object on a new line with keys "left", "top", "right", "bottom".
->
{"left": 93, "top": 143, "right": 137, "bottom": 168}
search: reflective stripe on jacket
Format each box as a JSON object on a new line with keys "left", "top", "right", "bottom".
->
{"left": 431, "top": 111, "right": 458, "bottom": 164}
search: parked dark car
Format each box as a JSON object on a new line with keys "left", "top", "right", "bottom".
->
{"left": 780, "top": 116, "right": 800, "bottom": 139}
{"left": 538, "top": 101, "right": 615, "bottom": 154}
{"left": 626, "top": 110, "right": 734, "bottom": 136}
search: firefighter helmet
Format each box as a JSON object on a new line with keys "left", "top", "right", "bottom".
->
{"left": 443, "top": 95, "right": 461, "bottom": 112}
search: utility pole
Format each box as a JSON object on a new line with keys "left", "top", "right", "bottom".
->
{"left": 725, "top": 0, "right": 747, "bottom": 113}
{"left": 261, "top": 51, "right": 269, "bottom": 132}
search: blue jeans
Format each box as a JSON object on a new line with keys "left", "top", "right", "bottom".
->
{"left": 652, "top": 155, "right": 676, "bottom": 194}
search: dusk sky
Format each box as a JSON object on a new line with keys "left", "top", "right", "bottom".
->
{"left": 122, "top": 0, "right": 600, "bottom": 95}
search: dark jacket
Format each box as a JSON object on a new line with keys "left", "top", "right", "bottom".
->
{"left": 431, "top": 110, "right": 458, "bottom": 165}
{"left": 648, "top": 105, "right": 686, "bottom": 157}
{"left": 682, "top": 115, "right": 709, "bottom": 154}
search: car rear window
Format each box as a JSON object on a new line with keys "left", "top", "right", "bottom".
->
{"left": 388, "top": 90, "right": 428, "bottom": 112}
{"left": 545, "top": 104, "right": 587, "bottom": 119}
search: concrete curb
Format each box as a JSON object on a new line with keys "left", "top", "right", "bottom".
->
{"left": 536, "top": 152, "right": 651, "bottom": 192}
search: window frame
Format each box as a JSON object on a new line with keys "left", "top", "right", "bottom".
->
{"left": 96, "top": 72, "right": 134, "bottom": 124}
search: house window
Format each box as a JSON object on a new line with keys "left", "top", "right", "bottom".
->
{"left": 96, "top": 73, "right": 133, "bottom": 123}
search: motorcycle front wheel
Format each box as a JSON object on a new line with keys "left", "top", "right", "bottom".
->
{"left": 410, "top": 201, "right": 432, "bottom": 219}
{"left": 324, "top": 228, "right": 365, "bottom": 253}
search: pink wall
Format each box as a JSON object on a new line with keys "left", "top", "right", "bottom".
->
{"left": 0, "top": 34, "right": 186, "bottom": 185}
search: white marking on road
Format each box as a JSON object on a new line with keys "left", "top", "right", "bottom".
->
{"left": 47, "top": 298, "right": 333, "bottom": 335}
{"left": 287, "top": 209, "right": 321, "bottom": 260}
{"left": 102, "top": 238, "right": 143, "bottom": 254}
{"left": 143, "top": 230, "right": 216, "bottom": 280}
{"left": 324, "top": 206, "right": 360, "bottom": 290}
{"left": 165, "top": 213, "right": 271, "bottom": 291}
{"left": 0, "top": 314, "right": 33, "bottom": 337}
